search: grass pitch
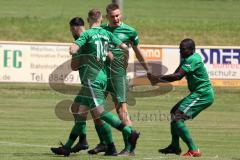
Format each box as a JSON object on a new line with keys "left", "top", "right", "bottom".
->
{"left": 0, "top": 0, "right": 240, "bottom": 45}
{"left": 0, "top": 1, "right": 239, "bottom": 159}
{"left": 0, "top": 83, "right": 239, "bottom": 160}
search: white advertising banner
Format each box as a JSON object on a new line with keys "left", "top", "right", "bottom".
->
{"left": 198, "top": 48, "right": 240, "bottom": 79}
{"left": 0, "top": 42, "right": 80, "bottom": 83}
{"left": 138, "top": 46, "right": 240, "bottom": 80}
{"left": 134, "top": 45, "right": 240, "bottom": 86}
{"left": 0, "top": 42, "right": 240, "bottom": 86}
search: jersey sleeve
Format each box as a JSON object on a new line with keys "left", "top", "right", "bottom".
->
{"left": 131, "top": 29, "right": 139, "bottom": 46}
{"left": 75, "top": 31, "right": 88, "bottom": 47}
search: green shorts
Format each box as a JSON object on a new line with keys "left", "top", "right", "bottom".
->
{"left": 74, "top": 80, "right": 107, "bottom": 108}
{"left": 106, "top": 75, "right": 128, "bottom": 104}
{"left": 176, "top": 88, "right": 214, "bottom": 119}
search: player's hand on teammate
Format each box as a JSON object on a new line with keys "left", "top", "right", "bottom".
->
{"left": 69, "top": 43, "right": 80, "bottom": 55}
{"left": 107, "top": 51, "right": 114, "bottom": 61}
{"left": 147, "top": 73, "right": 159, "bottom": 86}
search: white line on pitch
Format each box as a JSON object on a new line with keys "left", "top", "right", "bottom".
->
{"left": 0, "top": 141, "right": 51, "bottom": 148}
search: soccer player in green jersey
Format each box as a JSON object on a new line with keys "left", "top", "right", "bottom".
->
{"left": 88, "top": 3, "right": 149, "bottom": 156}
{"left": 51, "top": 16, "right": 119, "bottom": 156}
{"left": 148, "top": 38, "right": 215, "bottom": 157}
{"left": 51, "top": 17, "right": 90, "bottom": 157}
{"left": 67, "top": 9, "right": 139, "bottom": 156}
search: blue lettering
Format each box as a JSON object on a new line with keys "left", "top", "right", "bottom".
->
{"left": 210, "top": 49, "right": 221, "bottom": 64}
{"left": 200, "top": 48, "right": 240, "bottom": 64}
{"left": 200, "top": 49, "right": 208, "bottom": 63}
{"left": 233, "top": 49, "right": 240, "bottom": 64}
{"left": 222, "top": 49, "right": 231, "bottom": 64}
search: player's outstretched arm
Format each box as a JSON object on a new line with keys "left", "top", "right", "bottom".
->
{"left": 106, "top": 51, "right": 114, "bottom": 61}
{"left": 118, "top": 43, "right": 129, "bottom": 54}
{"left": 160, "top": 68, "right": 186, "bottom": 82}
{"left": 71, "top": 55, "right": 80, "bottom": 71}
{"left": 69, "top": 43, "right": 80, "bottom": 55}
{"left": 147, "top": 73, "right": 159, "bottom": 85}
{"left": 69, "top": 43, "right": 81, "bottom": 70}
{"left": 148, "top": 68, "right": 185, "bottom": 85}
{"left": 132, "top": 45, "right": 149, "bottom": 72}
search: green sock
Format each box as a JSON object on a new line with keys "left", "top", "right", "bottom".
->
{"left": 121, "top": 126, "right": 132, "bottom": 151}
{"left": 100, "top": 111, "right": 132, "bottom": 139}
{"left": 100, "top": 111, "right": 122, "bottom": 128}
{"left": 95, "top": 124, "right": 106, "bottom": 145}
{"left": 170, "top": 122, "right": 180, "bottom": 149}
{"left": 78, "top": 122, "right": 87, "bottom": 145}
{"left": 80, "top": 121, "right": 86, "bottom": 135}
{"left": 98, "top": 111, "right": 133, "bottom": 152}
{"left": 122, "top": 128, "right": 132, "bottom": 151}
{"left": 174, "top": 121, "right": 198, "bottom": 150}
{"left": 65, "top": 121, "right": 86, "bottom": 148}
{"left": 100, "top": 123, "right": 113, "bottom": 144}
{"left": 79, "top": 134, "right": 87, "bottom": 145}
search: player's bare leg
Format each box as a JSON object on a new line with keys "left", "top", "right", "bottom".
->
{"left": 116, "top": 102, "right": 132, "bottom": 126}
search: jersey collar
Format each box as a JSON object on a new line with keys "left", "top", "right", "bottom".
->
{"left": 107, "top": 22, "right": 123, "bottom": 28}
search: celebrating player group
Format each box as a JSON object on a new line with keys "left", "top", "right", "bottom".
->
{"left": 50, "top": 3, "right": 214, "bottom": 158}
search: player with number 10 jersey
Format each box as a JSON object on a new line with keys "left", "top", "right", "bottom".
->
{"left": 74, "top": 26, "right": 122, "bottom": 108}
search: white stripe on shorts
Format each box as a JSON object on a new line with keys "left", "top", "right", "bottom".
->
{"left": 87, "top": 79, "right": 99, "bottom": 107}
{"left": 183, "top": 97, "right": 200, "bottom": 113}
{"left": 123, "top": 76, "right": 126, "bottom": 100}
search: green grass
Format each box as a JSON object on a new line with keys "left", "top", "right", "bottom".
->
{"left": 0, "top": 0, "right": 240, "bottom": 45}
{"left": 0, "top": 83, "right": 239, "bottom": 160}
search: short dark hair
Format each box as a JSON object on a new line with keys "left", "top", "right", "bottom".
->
{"left": 69, "top": 17, "right": 84, "bottom": 26}
{"left": 180, "top": 38, "right": 195, "bottom": 51}
{"left": 106, "top": 3, "right": 119, "bottom": 13}
{"left": 88, "top": 9, "right": 102, "bottom": 21}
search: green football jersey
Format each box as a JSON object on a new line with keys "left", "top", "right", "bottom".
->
{"left": 101, "top": 22, "right": 139, "bottom": 76}
{"left": 180, "top": 52, "right": 212, "bottom": 92}
{"left": 74, "top": 26, "right": 122, "bottom": 85}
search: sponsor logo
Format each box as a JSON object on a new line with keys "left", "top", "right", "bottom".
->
{"left": 200, "top": 49, "right": 240, "bottom": 64}
{"left": 2, "top": 49, "right": 22, "bottom": 68}
{"left": 139, "top": 47, "right": 162, "bottom": 61}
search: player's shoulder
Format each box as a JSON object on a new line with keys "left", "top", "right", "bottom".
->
{"left": 81, "top": 29, "right": 91, "bottom": 36}
{"left": 86, "top": 27, "right": 104, "bottom": 36}
{"left": 100, "top": 28, "right": 112, "bottom": 36}
{"left": 100, "top": 23, "right": 108, "bottom": 28}
{"left": 121, "top": 22, "right": 136, "bottom": 31}
{"left": 75, "top": 30, "right": 89, "bottom": 42}
{"left": 97, "top": 28, "right": 115, "bottom": 40}
{"left": 192, "top": 52, "right": 202, "bottom": 60}
{"left": 186, "top": 52, "right": 202, "bottom": 63}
